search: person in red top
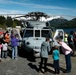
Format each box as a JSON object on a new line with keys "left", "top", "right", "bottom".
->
{"left": 3, "top": 31, "right": 10, "bottom": 44}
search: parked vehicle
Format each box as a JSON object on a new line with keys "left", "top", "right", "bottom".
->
{"left": 21, "top": 21, "right": 64, "bottom": 57}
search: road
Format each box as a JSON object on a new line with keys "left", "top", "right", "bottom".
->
{"left": 0, "top": 50, "right": 76, "bottom": 75}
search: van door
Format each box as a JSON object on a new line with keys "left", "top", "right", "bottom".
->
{"left": 53, "top": 29, "right": 64, "bottom": 46}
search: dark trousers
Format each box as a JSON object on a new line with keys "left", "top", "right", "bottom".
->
{"left": 74, "top": 42, "right": 76, "bottom": 49}
{"left": 69, "top": 44, "right": 75, "bottom": 56}
{"left": 65, "top": 53, "right": 71, "bottom": 72}
{"left": 54, "top": 60, "right": 60, "bottom": 74}
{"left": 39, "top": 57, "right": 48, "bottom": 72}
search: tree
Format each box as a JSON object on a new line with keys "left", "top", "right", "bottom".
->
{"left": 0, "top": 16, "right": 6, "bottom": 25}
{"left": 14, "top": 19, "right": 22, "bottom": 26}
{"left": 6, "top": 16, "right": 13, "bottom": 27}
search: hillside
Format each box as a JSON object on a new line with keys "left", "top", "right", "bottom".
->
{"left": 49, "top": 18, "right": 68, "bottom": 27}
{"left": 49, "top": 18, "right": 76, "bottom": 28}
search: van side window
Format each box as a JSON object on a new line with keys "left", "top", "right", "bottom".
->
{"left": 58, "top": 31, "right": 63, "bottom": 39}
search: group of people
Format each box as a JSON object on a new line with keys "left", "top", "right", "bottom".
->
{"left": 0, "top": 30, "right": 20, "bottom": 62}
{"left": 0, "top": 29, "right": 75, "bottom": 74}
{"left": 39, "top": 36, "right": 73, "bottom": 74}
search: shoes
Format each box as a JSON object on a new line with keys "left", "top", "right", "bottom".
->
{"left": 54, "top": 71, "right": 56, "bottom": 74}
{"left": 38, "top": 69, "right": 41, "bottom": 73}
{"left": 54, "top": 72, "right": 60, "bottom": 74}
{"left": 38, "top": 70, "right": 47, "bottom": 74}
{"left": 43, "top": 72, "right": 46, "bottom": 74}
{"left": 63, "top": 70, "right": 71, "bottom": 73}
{"left": 0, "top": 59, "right": 1, "bottom": 62}
{"left": 43, "top": 71, "right": 47, "bottom": 74}
{"left": 38, "top": 71, "right": 41, "bottom": 73}
{"left": 54, "top": 71, "right": 60, "bottom": 74}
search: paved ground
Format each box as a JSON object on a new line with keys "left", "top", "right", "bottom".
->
{"left": 0, "top": 51, "right": 76, "bottom": 75}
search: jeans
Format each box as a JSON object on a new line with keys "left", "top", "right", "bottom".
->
{"left": 0, "top": 50, "right": 1, "bottom": 58}
{"left": 65, "top": 53, "right": 71, "bottom": 72}
{"left": 2, "top": 51, "right": 7, "bottom": 58}
{"left": 12, "top": 46, "right": 18, "bottom": 59}
{"left": 54, "top": 60, "right": 60, "bottom": 74}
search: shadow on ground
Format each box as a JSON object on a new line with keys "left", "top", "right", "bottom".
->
{"left": 28, "top": 63, "right": 39, "bottom": 72}
{"left": 47, "top": 63, "right": 65, "bottom": 74}
{"left": 18, "top": 47, "right": 36, "bottom": 62}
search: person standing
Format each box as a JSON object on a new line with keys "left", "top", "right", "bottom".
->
{"left": 64, "top": 32, "right": 68, "bottom": 44}
{"left": 52, "top": 45, "right": 60, "bottom": 74}
{"left": 3, "top": 31, "right": 10, "bottom": 44}
{"left": 11, "top": 34, "right": 19, "bottom": 59}
{"left": 39, "top": 38, "right": 50, "bottom": 73}
{"left": 57, "top": 38, "right": 72, "bottom": 73}
{"left": 2, "top": 41, "right": 8, "bottom": 58}
{"left": 73, "top": 31, "right": 76, "bottom": 51}
{"left": 0, "top": 42, "right": 2, "bottom": 62}
{"left": 68, "top": 31, "right": 75, "bottom": 56}
{"left": 0, "top": 34, "right": 3, "bottom": 62}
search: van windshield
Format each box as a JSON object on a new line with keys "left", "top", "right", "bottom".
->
{"left": 41, "top": 30, "right": 51, "bottom": 38}
{"left": 24, "top": 30, "right": 33, "bottom": 37}
{"left": 35, "top": 30, "right": 40, "bottom": 37}
{"left": 24, "top": 29, "right": 52, "bottom": 38}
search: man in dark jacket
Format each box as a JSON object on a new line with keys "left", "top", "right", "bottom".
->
{"left": 68, "top": 31, "right": 75, "bottom": 56}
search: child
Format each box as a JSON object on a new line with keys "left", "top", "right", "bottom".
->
{"left": 0, "top": 42, "right": 2, "bottom": 62}
{"left": 52, "top": 45, "right": 60, "bottom": 74}
{"left": 2, "top": 41, "right": 8, "bottom": 58}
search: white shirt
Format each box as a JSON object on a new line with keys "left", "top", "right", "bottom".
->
{"left": 2, "top": 43, "right": 8, "bottom": 51}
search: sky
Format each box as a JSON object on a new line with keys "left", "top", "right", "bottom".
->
{"left": 0, "top": 0, "right": 76, "bottom": 19}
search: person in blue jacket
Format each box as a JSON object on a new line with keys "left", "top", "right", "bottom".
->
{"left": 52, "top": 45, "right": 60, "bottom": 74}
{"left": 11, "top": 34, "right": 19, "bottom": 59}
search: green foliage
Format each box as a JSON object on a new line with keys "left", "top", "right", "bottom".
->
{"left": 6, "top": 16, "right": 13, "bottom": 27}
{"left": 0, "top": 16, "right": 6, "bottom": 25}
{"left": 0, "top": 24, "right": 6, "bottom": 29}
{"left": 60, "top": 18, "right": 76, "bottom": 28}
{"left": 0, "top": 16, "right": 22, "bottom": 28}
{"left": 14, "top": 19, "right": 22, "bottom": 26}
